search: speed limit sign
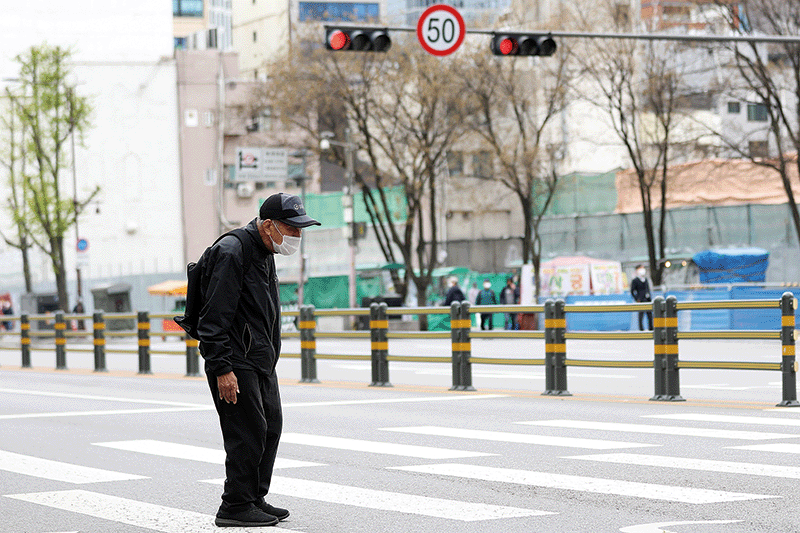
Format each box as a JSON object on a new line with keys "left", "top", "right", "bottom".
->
{"left": 417, "top": 4, "right": 465, "bottom": 57}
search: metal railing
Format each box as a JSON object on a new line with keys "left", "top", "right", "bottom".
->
{"left": 0, "top": 293, "right": 796, "bottom": 406}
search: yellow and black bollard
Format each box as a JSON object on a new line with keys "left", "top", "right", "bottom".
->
{"left": 450, "top": 302, "right": 462, "bottom": 390}
{"left": 544, "top": 299, "right": 570, "bottom": 396}
{"left": 93, "top": 312, "right": 107, "bottom": 372}
{"left": 458, "top": 302, "right": 475, "bottom": 391}
{"left": 778, "top": 292, "right": 799, "bottom": 407}
{"left": 651, "top": 297, "right": 666, "bottom": 401}
{"left": 185, "top": 336, "right": 200, "bottom": 377}
{"left": 55, "top": 311, "right": 67, "bottom": 370}
{"left": 137, "top": 311, "right": 152, "bottom": 374}
{"left": 370, "top": 302, "right": 391, "bottom": 387}
{"left": 299, "top": 305, "right": 319, "bottom": 383}
{"left": 20, "top": 314, "right": 31, "bottom": 368}
{"left": 663, "top": 295, "right": 684, "bottom": 401}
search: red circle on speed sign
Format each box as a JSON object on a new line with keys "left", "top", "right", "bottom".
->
{"left": 417, "top": 4, "right": 465, "bottom": 56}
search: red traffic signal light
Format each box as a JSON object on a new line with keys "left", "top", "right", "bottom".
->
{"left": 491, "top": 33, "right": 556, "bottom": 57}
{"left": 325, "top": 26, "right": 391, "bottom": 52}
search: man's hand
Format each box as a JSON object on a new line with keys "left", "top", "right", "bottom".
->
{"left": 217, "top": 372, "right": 239, "bottom": 404}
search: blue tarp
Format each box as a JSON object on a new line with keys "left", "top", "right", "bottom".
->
{"left": 692, "top": 248, "right": 769, "bottom": 283}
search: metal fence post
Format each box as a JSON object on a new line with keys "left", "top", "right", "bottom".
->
{"left": 651, "top": 297, "right": 666, "bottom": 401}
{"left": 93, "top": 312, "right": 107, "bottom": 372}
{"left": 370, "top": 302, "right": 391, "bottom": 387}
{"left": 20, "top": 314, "right": 31, "bottom": 368}
{"left": 544, "top": 299, "right": 570, "bottom": 396}
{"left": 459, "top": 302, "right": 475, "bottom": 391}
{"left": 300, "top": 305, "right": 319, "bottom": 383}
{"left": 185, "top": 336, "right": 200, "bottom": 377}
{"left": 663, "top": 295, "right": 684, "bottom": 401}
{"left": 778, "top": 292, "right": 799, "bottom": 407}
{"left": 55, "top": 311, "right": 67, "bottom": 370}
{"left": 137, "top": 311, "right": 152, "bottom": 374}
{"left": 450, "top": 302, "right": 462, "bottom": 390}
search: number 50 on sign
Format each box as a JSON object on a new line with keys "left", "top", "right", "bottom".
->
{"left": 417, "top": 4, "right": 466, "bottom": 56}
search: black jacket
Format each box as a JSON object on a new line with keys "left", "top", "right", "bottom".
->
{"left": 444, "top": 285, "right": 465, "bottom": 306}
{"left": 197, "top": 219, "right": 281, "bottom": 377}
{"left": 630, "top": 276, "right": 651, "bottom": 303}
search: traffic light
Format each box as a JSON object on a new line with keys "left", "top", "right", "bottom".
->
{"left": 325, "top": 26, "right": 391, "bottom": 52}
{"left": 490, "top": 33, "right": 556, "bottom": 57}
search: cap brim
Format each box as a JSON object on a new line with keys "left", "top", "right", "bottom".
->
{"left": 281, "top": 214, "right": 321, "bottom": 228}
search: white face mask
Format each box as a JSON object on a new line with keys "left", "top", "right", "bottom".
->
{"left": 637, "top": 269, "right": 646, "bottom": 278}
{"left": 483, "top": 282, "right": 491, "bottom": 289}
{"left": 271, "top": 223, "right": 301, "bottom": 256}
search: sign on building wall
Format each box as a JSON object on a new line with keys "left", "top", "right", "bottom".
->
{"left": 235, "top": 147, "right": 288, "bottom": 182}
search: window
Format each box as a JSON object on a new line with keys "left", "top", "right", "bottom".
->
{"left": 253, "top": 31, "right": 257, "bottom": 43}
{"left": 749, "top": 140, "right": 769, "bottom": 159}
{"left": 727, "top": 101, "right": 740, "bottom": 114}
{"left": 173, "top": 0, "right": 203, "bottom": 17}
{"left": 472, "top": 150, "right": 493, "bottom": 178}
{"left": 747, "top": 103, "right": 768, "bottom": 122}
{"left": 298, "top": 2, "right": 380, "bottom": 22}
{"left": 447, "top": 151, "right": 464, "bottom": 176}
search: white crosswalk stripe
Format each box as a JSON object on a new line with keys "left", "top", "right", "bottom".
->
{"left": 566, "top": 452, "right": 800, "bottom": 479}
{"left": 390, "top": 463, "right": 776, "bottom": 504}
{"left": 200, "top": 477, "right": 551, "bottom": 521}
{"left": 280, "top": 432, "right": 495, "bottom": 459}
{"left": 93, "top": 439, "right": 322, "bottom": 469}
{"left": 729, "top": 443, "right": 800, "bottom": 454}
{"left": 645, "top": 413, "right": 800, "bottom": 427}
{"left": 0, "top": 449, "right": 147, "bottom": 484}
{"left": 4, "top": 489, "right": 292, "bottom": 532}
{"left": 380, "top": 425, "right": 659, "bottom": 449}
{"left": 518, "top": 419, "right": 798, "bottom": 440}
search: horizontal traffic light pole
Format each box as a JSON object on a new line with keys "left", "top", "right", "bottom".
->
{"left": 325, "top": 24, "right": 800, "bottom": 45}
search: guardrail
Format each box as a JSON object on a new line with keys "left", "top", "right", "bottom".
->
{"left": 0, "top": 293, "right": 796, "bottom": 406}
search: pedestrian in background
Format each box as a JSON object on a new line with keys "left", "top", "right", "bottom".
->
{"left": 630, "top": 264, "right": 653, "bottom": 331}
{"left": 475, "top": 279, "right": 497, "bottom": 330}
{"left": 444, "top": 276, "right": 465, "bottom": 306}
{"left": 500, "top": 277, "right": 518, "bottom": 330}
{"left": 1, "top": 300, "right": 13, "bottom": 332}
{"left": 198, "top": 193, "right": 320, "bottom": 527}
{"left": 467, "top": 282, "right": 479, "bottom": 305}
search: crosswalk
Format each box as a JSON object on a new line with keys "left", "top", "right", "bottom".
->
{"left": 3, "top": 401, "right": 800, "bottom": 531}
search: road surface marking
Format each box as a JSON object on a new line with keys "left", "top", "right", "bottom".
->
{"left": 201, "top": 477, "right": 550, "bottom": 521}
{"left": 646, "top": 413, "right": 800, "bottom": 427}
{"left": 0, "top": 388, "right": 206, "bottom": 407}
{"left": 620, "top": 520, "right": 742, "bottom": 533}
{"left": 93, "top": 440, "right": 322, "bottom": 469}
{"left": 281, "top": 433, "right": 495, "bottom": 459}
{"left": 567, "top": 452, "right": 800, "bottom": 479}
{"left": 518, "top": 420, "right": 796, "bottom": 440}
{"left": 380, "top": 426, "right": 658, "bottom": 449}
{"left": 0, "top": 407, "right": 213, "bottom": 420}
{"left": 391, "top": 464, "right": 776, "bottom": 504}
{"left": 4, "top": 489, "right": 292, "bottom": 532}
{"left": 0, "top": 450, "right": 146, "bottom": 484}
{"left": 283, "top": 394, "right": 507, "bottom": 408}
{"left": 729, "top": 443, "right": 800, "bottom": 454}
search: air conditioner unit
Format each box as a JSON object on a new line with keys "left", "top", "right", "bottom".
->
{"left": 236, "top": 182, "right": 254, "bottom": 198}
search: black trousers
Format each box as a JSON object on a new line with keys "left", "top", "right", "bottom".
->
{"left": 480, "top": 313, "right": 493, "bottom": 330}
{"left": 207, "top": 368, "right": 283, "bottom": 513}
{"left": 638, "top": 310, "right": 653, "bottom": 331}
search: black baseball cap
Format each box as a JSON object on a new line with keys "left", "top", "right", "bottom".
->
{"left": 259, "top": 193, "right": 321, "bottom": 228}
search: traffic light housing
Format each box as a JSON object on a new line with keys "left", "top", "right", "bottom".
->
{"left": 490, "top": 33, "right": 556, "bottom": 57}
{"left": 325, "top": 26, "right": 391, "bottom": 52}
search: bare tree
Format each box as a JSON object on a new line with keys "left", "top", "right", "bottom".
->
{"left": 259, "top": 36, "right": 473, "bottom": 326}
{"left": 570, "top": 3, "right": 692, "bottom": 286}
{"left": 456, "top": 45, "right": 570, "bottom": 300}
{"left": 709, "top": 0, "right": 800, "bottom": 247}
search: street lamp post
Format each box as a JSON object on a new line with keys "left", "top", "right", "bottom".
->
{"left": 290, "top": 150, "right": 310, "bottom": 306}
{"left": 320, "top": 129, "right": 357, "bottom": 326}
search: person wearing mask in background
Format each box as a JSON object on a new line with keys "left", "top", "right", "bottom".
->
{"left": 467, "top": 282, "right": 480, "bottom": 305}
{"left": 198, "top": 193, "right": 320, "bottom": 527}
{"left": 444, "top": 276, "right": 465, "bottom": 306}
{"left": 475, "top": 279, "right": 497, "bottom": 330}
{"left": 500, "top": 277, "right": 518, "bottom": 330}
{"left": 630, "top": 264, "right": 653, "bottom": 331}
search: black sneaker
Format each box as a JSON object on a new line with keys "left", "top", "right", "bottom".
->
{"left": 215, "top": 507, "right": 279, "bottom": 527}
{"left": 256, "top": 502, "right": 290, "bottom": 521}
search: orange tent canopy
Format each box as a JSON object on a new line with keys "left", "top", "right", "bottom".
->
{"left": 147, "top": 280, "right": 187, "bottom": 296}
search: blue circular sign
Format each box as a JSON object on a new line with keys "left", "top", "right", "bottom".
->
{"left": 76, "top": 238, "right": 88, "bottom": 252}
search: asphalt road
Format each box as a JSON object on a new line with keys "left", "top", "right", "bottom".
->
{"left": 1, "top": 368, "right": 799, "bottom": 533}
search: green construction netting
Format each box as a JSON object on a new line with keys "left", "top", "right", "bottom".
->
{"left": 537, "top": 170, "right": 618, "bottom": 216}
{"left": 297, "top": 186, "right": 408, "bottom": 228}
